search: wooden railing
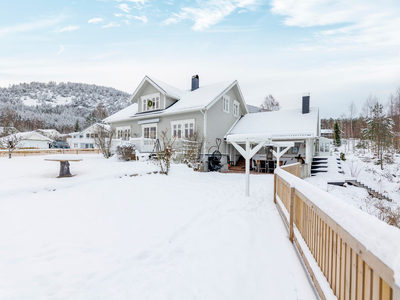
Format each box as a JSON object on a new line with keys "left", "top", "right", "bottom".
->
{"left": 0, "top": 149, "right": 100, "bottom": 157}
{"left": 274, "top": 166, "right": 399, "bottom": 300}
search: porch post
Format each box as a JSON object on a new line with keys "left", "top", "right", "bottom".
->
{"left": 305, "top": 138, "right": 313, "bottom": 177}
{"left": 245, "top": 140, "right": 250, "bottom": 197}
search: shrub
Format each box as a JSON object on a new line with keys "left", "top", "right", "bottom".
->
{"left": 340, "top": 152, "right": 346, "bottom": 161}
{"left": 116, "top": 141, "right": 136, "bottom": 161}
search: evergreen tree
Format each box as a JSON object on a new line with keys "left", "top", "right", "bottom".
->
{"left": 74, "top": 120, "right": 80, "bottom": 132}
{"left": 334, "top": 121, "right": 341, "bottom": 147}
{"left": 362, "top": 102, "right": 394, "bottom": 170}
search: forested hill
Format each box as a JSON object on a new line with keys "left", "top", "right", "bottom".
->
{"left": 0, "top": 81, "right": 131, "bottom": 133}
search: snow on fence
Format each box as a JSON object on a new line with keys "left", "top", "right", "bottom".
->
{"left": 0, "top": 149, "right": 100, "bottom": 157}
{"left": 274, "top": 163, "right": 400, "bottom": 300}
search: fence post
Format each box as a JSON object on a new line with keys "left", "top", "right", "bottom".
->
{"left": 289, "top": 186, "right": 295, "bottom": 243}
{"left": 273, "top": 173, "right": 277, "bottom": 204}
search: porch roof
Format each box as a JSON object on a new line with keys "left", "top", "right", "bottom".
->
{"left": 226, "top": 107, "right": 319, "bottom": 143}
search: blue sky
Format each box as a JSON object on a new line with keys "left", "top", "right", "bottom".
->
{"left": 1, "top": 0, "right": 399, "bottom": 118}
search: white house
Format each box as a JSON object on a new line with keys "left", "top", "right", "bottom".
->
{"left": 35, "top": 129, "right": 60, "bottom": 140}
{"left": 68, "top": 123, "right": 110, "bottom": 149}
{"left": 2, "top": 131, "right": 54, "bottom": 149}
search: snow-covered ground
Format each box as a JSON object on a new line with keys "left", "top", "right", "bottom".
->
{"left": 306, "top": 148, "right": 400, "bottom": 228}
{"left": 0, "top": 155, "right": 316, "bottom": 300}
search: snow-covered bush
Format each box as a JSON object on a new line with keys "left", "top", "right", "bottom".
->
{"left": 116, "top": 141, "right": 136, "bottom": 161}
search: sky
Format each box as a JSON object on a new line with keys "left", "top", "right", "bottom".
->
{"left": 0, "top": 0, "right": 399, "bottom": 118}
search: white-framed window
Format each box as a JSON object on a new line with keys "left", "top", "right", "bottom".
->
{"left": 141, "top": 93, "right": 161, "bottom": 112}
{"left": 116, "top": 126, "right": 131, "bottom": 140}
{"left": 74, "top": 143, "right": 78, "bottom": 148}
{"left": 171, "top": 119, "right": 195, "bottom": 140}
{"left": 142, "top": 123, "right": 157, "bottom": 139}
{"left": 233, "top": 100, "right": 240, "bottom": 117}
{"left": 222, "top": 95, "right": 230, "bottom": 113}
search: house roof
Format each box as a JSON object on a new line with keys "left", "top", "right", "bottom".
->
{"left": 103, "top": 103, "right": 138, "bottom": 123}
{"left": 79, "top": 123, "right": 111, "bottom": 134}
{"left": 17, "top": 131, "right": 53, "bottom": 142}
{"left": 105, "top": 76, "right": 248, "bottom": 123}
{"left": 226, "top": 108, "right": 319, "bottom": 142}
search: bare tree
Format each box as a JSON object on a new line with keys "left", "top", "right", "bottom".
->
{"left": 155, "top": 129, "right": 176, "bottom": 175}
{"left": 259, "top": 95, "right": 280, "bottom": 112}
{"left": 0, "top": 133, "right": 22, "bottom": 159}
{"left": 93, "top": 125, "right": 115, "bottom": 158}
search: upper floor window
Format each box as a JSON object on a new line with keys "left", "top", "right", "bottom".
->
{"left": 141, "top": 93, "right": 161, "bottom": 112}
{"left": 233, "top": 100, "right": 240, "bottom": 117}
{"left": 223, "top": 95, "right": 230, "bottom": 113}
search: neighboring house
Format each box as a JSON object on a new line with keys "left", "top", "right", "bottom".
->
{"left": 104, "top": 75, "right": 249, "bottom": 166}
{"left": 0, "top": 131, "right": 53, "bottom": 149}
{"left": 35, "top": 129, "right": 60, "bottom": 140}
{"left": 68, "top": 123, "right": 110, "bottom": 149}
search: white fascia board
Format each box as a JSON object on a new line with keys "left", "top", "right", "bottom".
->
{"left": 226, "top": 133, "right": 272, "bottom": 143}
{"left": 234, "top": 81, "right": 249, "bottom": 114}
{"left": 205, "top": 80, "right": 237, "bottom": 110}
{"left": 224, "top": 115, "right": 243, "bottom": 140}
{"left": 128, "top": 76, "right": 180, "bottom": 105}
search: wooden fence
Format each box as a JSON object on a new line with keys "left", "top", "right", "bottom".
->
{"left": 274, "top": 164, "right": 399, "bottom": 300}
{"left": 0, "top": 149, "right": 100, "bottom": 157}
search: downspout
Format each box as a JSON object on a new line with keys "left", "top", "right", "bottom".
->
{"left": 200, "top": 107, "right": 207, "bottom": 166}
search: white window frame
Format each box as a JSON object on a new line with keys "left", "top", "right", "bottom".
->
{"left": 142, "top": 123, "right": 157, "bottom": 139}
{"left": 171, "top": 119, "right": 195, "bottom": 140}
{"left": 233, "top": 100, "right": 240, "bottom": 117}
{"left": 222, "top": 95, "right": 230, "bottom": 114}
{"left": 116, "top": 126, "right": 131, "bottom": 140}
{"left": 141, "top": 93, "right": 161, "bottom": 112}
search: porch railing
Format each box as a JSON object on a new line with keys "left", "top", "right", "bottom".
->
{"left": 274, "top": 164, "right": 400, "bottom": 300}
{"left": 129, "top": 137, "right": 155, "bottom": 152}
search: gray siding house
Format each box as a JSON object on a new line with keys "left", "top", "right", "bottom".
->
{"left": 104, "top": 75, "right": 249, "bottom": 168}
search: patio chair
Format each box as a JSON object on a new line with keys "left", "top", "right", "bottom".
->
{"left": 267, "top": 160, "right": 275, "bottom": 173}
{"left": 258, "top": 160, "right": 267, "bottom": 172}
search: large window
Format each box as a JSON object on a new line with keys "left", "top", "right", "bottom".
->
{"left": 142, "top": 124, "right": 157, "bottom": 139}
{"left": 116, "top": 126, "right": 131, "bottom": 140}
{"left": 233, "top": 100, "right": 240, "bottom": 117}
{"left": 141, "top": 93, "right": 161, "bottom": 112}
{"left": 171, "top": 119, "right": 195, "bottom": 140}
{"left": 223, "top": 95, "right": 230, "bottom": 113}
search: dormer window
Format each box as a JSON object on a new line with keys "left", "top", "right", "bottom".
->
{"left": 141, "top": 93, "right": 161, "bottom": 112}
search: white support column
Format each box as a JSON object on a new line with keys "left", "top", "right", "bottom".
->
{"left": 245, "top": 140, "right": 250, "bottom": 196}
{"left": 305, "top": 138, "right": 313, "bottom": 177}
{"left": 230, "top": 140, "right": 266, "bottom": 197}
{"left": 272, "top": 146, "right": 292, "bottom": 169}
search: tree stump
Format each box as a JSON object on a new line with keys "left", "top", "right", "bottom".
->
{"left": 59, "top": 161, "right": 72, "bottom": 177}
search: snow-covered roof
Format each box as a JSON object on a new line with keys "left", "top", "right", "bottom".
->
{"left": 106, "top": 76, "right": 248, "bottom": 123}
{"left": 103, "top": 103, "right": 138, "bottom": 123}
{"left": 80, "top": 123, "right": 111, "bottom": 134}
{"left": 1, "top": 131, "right": 54, "bottom": 142}
{"left": 226, "top": 108, "right": 319, "bottom": 142}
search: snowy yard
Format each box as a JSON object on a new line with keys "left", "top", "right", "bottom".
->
{"left": 0, "top": 155, "right": 316, "bottom": 300}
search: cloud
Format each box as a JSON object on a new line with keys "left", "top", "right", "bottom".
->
{"left": 0, "top": 16, "right": 64, "bottom": 38}
{"left": 133, "top": 15, "right": 148, "bottom": 23}
{"left": 163, "top": 0, "right": 260, "bottom": 31}
{"left": 270, "top": 0, "right": 400, "bottom": 47}
{"left": 56, "top": 44, "right": 64, "bottom": 56}
{"left": 55, "top": 25, "right": 80, "bottom": 34}
{"left": 102, "top": 22, "right": 121, "bottom": 28}
{"left": 114, "top": 13, "right": 124, "bottom": 17}
{"left": 88, "top": 18, "right": 104, "bottom": 24}
{"left": 117, "top": 4, "right": 131, "bottom": 13}
{"left": 113, "top": 0, "right": 146, "bottom": 3}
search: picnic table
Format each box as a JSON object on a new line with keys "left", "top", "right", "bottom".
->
{"left": 44, "top": 156, "right": 83, "bottom": 178}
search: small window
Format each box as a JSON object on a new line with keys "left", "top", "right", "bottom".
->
{"left": 171, "top": 119, "right": 195, "bottom": 139}
{"left": 141, "top": 93, "right": 161, "bottom": 112}
{"left": 233, "top": 100, "right": 240, "bottom": 117}
{"left": 74, "top": 143, "right": 78, "bottom": 148}
{"left": 79, "top": 135, "right": 83, "bottom": 139}
{"left": 86, "top": 133, "right": 89, "bottom": 138}
{"left": 223, "top": 96, "right": 230, "bottom": 113}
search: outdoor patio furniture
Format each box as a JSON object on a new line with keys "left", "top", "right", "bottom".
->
{"left": 258, "top": 160, "right": 266, "bottom": 172}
